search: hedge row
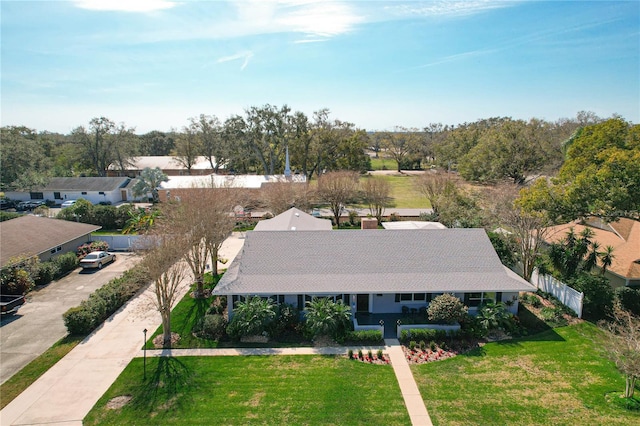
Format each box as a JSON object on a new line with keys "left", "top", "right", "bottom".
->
{"left": 344, "top": 330, "right": 383, "bottom": 343}
{"left": 400, "top": 328, "right": 447, "bottom": 344}
{"left": 63, "top": 266, "right": 149, "bottom": 335}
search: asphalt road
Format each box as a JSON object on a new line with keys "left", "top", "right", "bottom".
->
{"left": 0, "top": 252, "right": 141, "bottom": 385}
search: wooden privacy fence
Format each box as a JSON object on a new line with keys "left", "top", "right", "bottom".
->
{"left": 530, "top": 268, "right": 584, "bottom": 318}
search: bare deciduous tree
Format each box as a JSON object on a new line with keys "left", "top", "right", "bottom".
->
{"left": 140, "top": 234, "right": 190, "bottom": 348}
{"left": 315, "top": 171, "right": 360, "bottom": 227}
{"left": 260, "top": 182, "right": 311, "bottom": 216}
{"left": 158, "top": 187, "right": 236, "bottom": 297}
{"left": 600, "top": 304, "right": 640, "bottom": 398}
{"left": 362, "top": 176, "right": 392, "bottom": 225}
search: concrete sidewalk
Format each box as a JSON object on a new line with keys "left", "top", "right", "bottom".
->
{"left": 0, "top": 233, "right": 246, "bottom": 426}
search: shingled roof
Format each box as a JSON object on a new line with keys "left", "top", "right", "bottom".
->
{"left": 0, "top": 216, "right": 101, "bottom": 267}
{"left": 214, "top": 229, "right": 534, "bottom": 296}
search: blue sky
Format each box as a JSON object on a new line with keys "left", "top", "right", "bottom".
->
{"left": 1, "top": 0, "right": 638, "bottom": 134}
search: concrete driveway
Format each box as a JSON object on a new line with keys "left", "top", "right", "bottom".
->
{"left": 0, "top": 252, "right": 140, "bottom": 384}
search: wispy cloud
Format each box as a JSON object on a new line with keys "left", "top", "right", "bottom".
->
{"left": 382, "top": 0, "right": 519, "bottom": 18}
{"left": 73, "top": 0, "right": 177, "bottom": 13}
{"left": 217, "top": 51, "right": 254, "bottom": 71}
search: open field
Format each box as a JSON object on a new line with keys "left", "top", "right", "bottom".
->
{"left": 360, "top": 173, "right": 431, "bottom": 209}
{"left": 84, "top": 355, "right": 409, "bottom": 425}
{"left": 413, "top": 322, "right": 639, "bottom": 425}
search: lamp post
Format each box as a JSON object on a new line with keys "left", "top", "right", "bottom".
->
{"left": 143, "top": 328, "right": 147, "bottom": 380}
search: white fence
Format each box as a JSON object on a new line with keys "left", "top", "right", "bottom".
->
{"left": 530, "top": 268, "right": 584, "bottom": 318}
{"left": 91, "top": 235, "right": 142, "bottom": 252}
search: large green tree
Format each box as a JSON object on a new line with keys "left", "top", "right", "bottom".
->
{"left": 0, "top": 126, "right": 50, "bottom": 190}
{"left": 519, "top": 118, "right": 640, "bottom": 221}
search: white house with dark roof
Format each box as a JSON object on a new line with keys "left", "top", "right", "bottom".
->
{"left": 3, "top": 177, "right": 137, "bottom": 205}
{"left": 214, "top": 228, "right": 535, "bottom": 319}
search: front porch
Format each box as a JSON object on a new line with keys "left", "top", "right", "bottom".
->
{"left": 355, "top": 312, "right": 424, "bottom": 339}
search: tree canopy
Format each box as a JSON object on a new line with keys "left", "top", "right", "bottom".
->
{"left": 518, "top": 118, "right": 640, "bottom": 221}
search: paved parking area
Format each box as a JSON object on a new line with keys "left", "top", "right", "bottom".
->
{"left": 0, "top": 252, "right": 140, "bottom": 384}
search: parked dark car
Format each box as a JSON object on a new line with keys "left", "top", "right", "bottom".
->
{"left": 0, "top": 199, "right": 16, "bottom": 210}
{"left": 16, "top": 200, "right": 46, "bottom": 211}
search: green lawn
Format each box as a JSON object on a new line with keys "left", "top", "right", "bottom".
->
{"left": 360, "top": 174, "right": 431, "bottom": 209}
{"left": 369, "top": 156, "right": 398, "bottom": 171}
{"left": 413, "top": 322, "right": 639, "bottom": 425}
{"left": 84, "top": 355, "right": 409, "bottom": 425}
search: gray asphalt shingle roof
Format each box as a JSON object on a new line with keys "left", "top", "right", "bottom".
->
{"left": 214, "top": 229, "right": 534, "bottom": 295}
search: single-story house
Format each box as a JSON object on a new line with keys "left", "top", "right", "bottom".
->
{"left": 254, "top": 207, "right": 333, "bottom": 231}
{"left": 0, "top": 216, "right": 101, "bottom": 267}
{"left": 3, "top": 177, "right": 138, "bottom": 205}
{"left": 542, "top": 217, "right": 640, "bottom": 288}
{"left": 107, "top": 156, "right": 219, "bottom": 177}
{"left": 213, "top": 228, "right": 535, "bottom": 318}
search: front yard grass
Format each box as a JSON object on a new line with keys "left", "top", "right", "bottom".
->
{"left": 413, "top": 322, "right": 639, "bottom": 425}
{"left": 84, "top": 355, "right": 409, "bottom": 425}
{"left": 360, "top": 174, "right": 431, "bottom": 209}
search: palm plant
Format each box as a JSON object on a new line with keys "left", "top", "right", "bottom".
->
{"left": 476, "top": 302, "right": 514, "bottom": 332}
{"left": 226, "top": 296, "right": 276, "bottom": 339}
{"left": 305, "top": 297, "right": 352, "bottom": 340}
{"left": 599, "top": 245, "right": 615, "bottom": 275}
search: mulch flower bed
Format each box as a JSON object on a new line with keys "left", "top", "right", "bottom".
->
{"left": 349, "top": 351, "right": 391, "bottom": 365}
{"left": 402, "top": 346, "right": 457, "bottom": 364}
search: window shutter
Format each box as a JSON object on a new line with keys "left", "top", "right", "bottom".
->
{"left": 496, "top": 292, "right": 502, "bottom": 303}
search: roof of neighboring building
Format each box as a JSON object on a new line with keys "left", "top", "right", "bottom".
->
{"left": 31, "top": 177, "right": 132, "bottom": 192}
{"left": 108, "top": 156, "right": 215, "bottom": 171}
{"left": 0, "top": 216, "right": 101, "bottom": 267}
{"left": 382, "top": 221, "right": 446, "bottom": 230}
{"left": 543, "top": 218, "right": 640, "bottom": 280}
{"left": 254, "top": 208, "right": 333, "bottom": 231}
{"left": 160, "top": 174, "right": 307, "bottom": 189}
{"left": 214, "top": 229, "right": 534, "bottom": 296}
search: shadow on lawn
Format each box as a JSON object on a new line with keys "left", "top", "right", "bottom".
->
{"left": 137, "top": 357, "right": 192, "bottom": 412}
{"left": 176, "top": 294, "right": 211, "bottom": 335}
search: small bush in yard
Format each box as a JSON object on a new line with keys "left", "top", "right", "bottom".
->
{"left": 427, "top": 293, "right": 468, "bottom": 324}
{"left": 77, "top": 241, "right": 109, "bottom": 258}
{"left": 52, "top": 252, "right": 79, "bottom": 276}
{"left": 63, "top": 305, "right": 95, "bottom": 335}
{"left": 345, "top": 330, "right": 383, "bottom": 343}
{"left": 194, "top": 314, "right": 227, "bottom": 340}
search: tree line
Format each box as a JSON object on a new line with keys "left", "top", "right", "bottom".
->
{"left": 0, "top": 106, "right": 616, "bottom": 192}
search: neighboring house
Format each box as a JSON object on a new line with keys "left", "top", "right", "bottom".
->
{"left": 542, "top": 217, "right": 640, "bottom": 288}
{"left": 213, "top": 229, "right": 535, "bottom": 318}
{"left": 3, "top": 177, "right": 137, "bottom": 205}
{"left": 0, "top": 216, "right": 101, "bottom": 267}
{"left": 254, "top": 207, "right": 333, "bottom": 231}
{"left": 107, "top": 156, "right": 218, "bottom": 177}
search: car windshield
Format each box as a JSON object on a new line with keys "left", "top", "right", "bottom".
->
{"left": 84, "top": 254, "right": 98, "bottom": 260}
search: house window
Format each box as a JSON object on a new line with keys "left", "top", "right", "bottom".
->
{"left": 30, "top": 192, "right": 44, "bottom": 199}
{"left": 81, "top": 192, "right": 87, "bottom": 195}
{"left": 49, "top": 246, "right": 62, "bottom": 254}
{"left": 99, "top": 191, "right": 105, "bottom": 195}
{"left": 395, "top": 293, "right": 429, "bottom": 303}
{"left": 465, "top": 292, "right": 497, "bottom": 307}
{"left": 54, "top": 192, "right": 62, "bottom": 200}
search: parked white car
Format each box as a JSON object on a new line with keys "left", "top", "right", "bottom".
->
{"left": 61, "top": 200, "right": 77, "bottom": 208}
{"left": 80, "top": 251, "right": 116, "bottom": 270}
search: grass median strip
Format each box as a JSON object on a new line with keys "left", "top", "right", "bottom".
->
{"left": 0, "top": 334, "right": 84, "bottom": 409}
{"left": 85, "top": 355, "right": 409, "bottom": 425}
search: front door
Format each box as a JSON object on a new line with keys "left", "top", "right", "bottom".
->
{"left": 121, "top": 189, "right": 127, "bottom": 201}
{"left": 356, "top": 294, "right": 369, "bottom": 313}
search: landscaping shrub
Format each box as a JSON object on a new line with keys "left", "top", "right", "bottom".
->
{"left": 77, "top": 241, "right": 109, "bottom": 258}
{"left": 345, "top": 330, "right": 383, "bottom": 343}
{"left": 615, "top": 287, "right": 640, "bottom": 315}
{"left": 193, "top": 314, "right": 227, "bottom": 340}
{"left": 52, "top": 252, "right": 79, "bottom": 276}
{"left": 304, "top": 297, "right": 352, "bottom": 341}
{"left": 63, "top": 306, "right": 95, "bottom": 335}
{"left": 569, "top": 273, "right": 613, "bottom": 320}
{"left": 32, "top": 261, "right": 59, "bottom": 286}
{"left": 226, "top": 296, "right": 276, "bottom": 339}
{"left": 427, "top": 293, "right": 468, "bottom": 324}
{"left": 63, "top": 265, "right": 150, "bottom": 335}
{"left": 270, "top": 303, "right": 300, "bottom": 336}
